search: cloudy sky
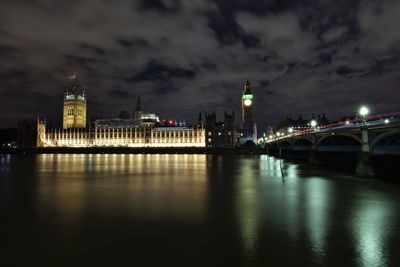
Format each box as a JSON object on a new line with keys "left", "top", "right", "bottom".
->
{"left": 1, "top": 0, "right": 399, "bottom": 129}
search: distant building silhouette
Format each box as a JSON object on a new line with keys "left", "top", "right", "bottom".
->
{"left": 275, "top": 113, "right": 330, "bottom": 134}
{"left": 204, "top": 111, "right": 236, "bottom": 148}
{"left": 17, "top": 119, "right": 39, "bottom": 148}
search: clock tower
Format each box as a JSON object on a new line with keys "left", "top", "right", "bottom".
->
{"left": 241, "top": 79, "right": 257, "bottom": 142}
{"left": 63, "top": 75, "right": 87, "bottom": 129}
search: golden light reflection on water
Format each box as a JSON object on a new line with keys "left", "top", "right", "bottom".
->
{"left": 2, "top": 154, "right": 397, "bottom": 266}
{"left": 36, "top": 154, "right": 208, "bottom": 224}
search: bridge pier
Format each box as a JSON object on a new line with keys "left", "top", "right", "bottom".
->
{"left": 356, "top": 152, "right": 375, "bottom": 178}
{"left": 356, "top": 129, "right": 375, "bottom": 178}
{"left": 307, "top": 135, "right": 319, "bottom": 164}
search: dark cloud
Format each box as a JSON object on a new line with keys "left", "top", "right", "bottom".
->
{"left": 0, "top": 44, "right": 21, "bottom": 57}
{"left": 116, "top": 38, "right": 150, "bottom": 49}
{"left": 259, "top": 79, "right": 270, "bottom": 88}
{"left": 336, "top": 66, "right": 353, "bottom": 76}
{"left": 64, "top": 54, "right": 100, "bottom": 65}
{"left": 0, "top": 0, "right": 399, "bottom": 129}
{"left": 129, "top": 60, "right": 196, "bottom": 82}
{"left": 78, "top": 43, "right": 106, "bottom": 55}
{"left": 152, "top": 81, "right": 180, "bottom": 95}
{"left": 107, "top": 89, "right": 132, "bottom": 99}
{"left": 138, "top": 0, "right": 182, "bottom": 14}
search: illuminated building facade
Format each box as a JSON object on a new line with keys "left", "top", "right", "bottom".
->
{"left": 37, "top": 119, "right": 205, "bottom": 148}
{"left": 241, "top": 79, "right": 257, "bottom": 143}
{"left": 35, "top": 81, "right": 205, "bottom": 148}
{"left": 63, "top": 76, "right": 87, "bottom": 129}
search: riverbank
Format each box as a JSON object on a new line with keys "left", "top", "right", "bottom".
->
{"left": 0, "top": 146, "right": 264, "bottom": 155}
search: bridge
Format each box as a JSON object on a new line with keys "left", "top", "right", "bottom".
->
{"left": 261, "top": 112, "right": 400, "bottom": 177}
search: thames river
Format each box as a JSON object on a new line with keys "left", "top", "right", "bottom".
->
{"left": 1, "top": 154, "right": 400, "bottom": 267}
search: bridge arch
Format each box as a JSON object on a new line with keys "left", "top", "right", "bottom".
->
{"left": 279, "top": 140, "right": 292, "bottom": 149}
{"left": 371, "top": 129, "right": 400, "bottom": 155}
{"left": 316, "top": 134, "right": 362, "bottom": 152}
{"left": 293, "top": 138, "right": 313, "bottom": 150}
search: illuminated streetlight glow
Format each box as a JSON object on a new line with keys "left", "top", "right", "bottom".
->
{"left": 359, "top": 106, "right": 369, "bottom": 117}
{"left": 384, "top": 119, "right": 390, "bottom": 124}
{"left": 288, "top": 127, "right": 294, "bottom": 134}
{"left": 310, "top": 120, "right": 317, "bottom": 128}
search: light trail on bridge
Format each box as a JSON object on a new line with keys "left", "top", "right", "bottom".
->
{"left": 262, "top": 112, "right": 400, "bottom": 144}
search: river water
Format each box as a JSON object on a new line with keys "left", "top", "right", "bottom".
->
{"left": 1, "top": 154, "right": 400, "bottom": 267}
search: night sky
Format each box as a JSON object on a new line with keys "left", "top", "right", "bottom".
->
{"left": 1, "top": 0, "right": 399, "bottom": 129}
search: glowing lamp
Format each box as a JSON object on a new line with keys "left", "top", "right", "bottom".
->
{"left": 310, "top": 120, "right": 317, "bottom": 128}
{"left": 359, "top": 106, "right": 369, "bottom": 117}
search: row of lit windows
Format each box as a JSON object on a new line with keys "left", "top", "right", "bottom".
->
{"left": 47, "top": 133, "right": 88, "bottom": 139}
{"left": 47, "top": 132, "right": 203, "bottom": 139}
{"left": 95, "top": 136, "right": 202, "bottom": 142}
{"left": 93, "top": 139, "right": 204, "bottom": 144}
{"left": 208, "top": 131, "right": 232, "bottom": 136}
{"left": 96, "top": 129, "right": 203, "bottom": 138}
{"left": 46, "top": 135, "right": 203, "bottom": 142}
{"left": 95, "top": 133, "right": 202, "bottom": 138}
{"left": 65, "top": 106, "right": 84, "bottom": 116}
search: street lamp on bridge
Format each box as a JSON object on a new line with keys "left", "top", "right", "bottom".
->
{"left": 310, "top": 120, "right": 317, "bottom": 129}
{"left": 359, "top": 106, "right": 370, "bottom": 125}
{"left": 359, "top": 106, "right": 369, "bottom": 117}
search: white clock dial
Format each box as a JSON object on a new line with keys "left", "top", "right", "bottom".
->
{"left": 244, "top": 99, "right": 252, "bottom": 106}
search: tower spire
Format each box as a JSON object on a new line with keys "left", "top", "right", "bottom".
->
{"left": 134, "top": 93, "right": 143, "bottom": 119}
{"left": 244, "top": 79, "right": 251, "bottom": 94}
{"left": 135, "top": 92, "right": 142, "bottom": 112}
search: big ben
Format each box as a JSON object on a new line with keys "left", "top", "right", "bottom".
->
{"left": 241, "top": 79, "right": 257, "bottom": 142}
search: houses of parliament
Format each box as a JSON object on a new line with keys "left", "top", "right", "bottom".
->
{"left": 18, "top": 76, "right": 257, "bottom": 148}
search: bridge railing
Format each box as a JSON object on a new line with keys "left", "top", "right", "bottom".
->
{"left": 263, "top": 112, "right": 400, "bottom": 143}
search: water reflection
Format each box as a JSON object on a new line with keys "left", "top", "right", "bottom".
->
{"left": 1, "top": 154, "right": 400, "bottom": 266}
{"left": 304, "top": 178, "right": 331, "bottom": 262}
{"left": 35, "top": 154, "right": 208, "bottom": 224}
{"left": 352, "top": 190, "right": 396, "bottom": 267}
{"left": 237, "top": 158, "right": 260, "bottom": 262}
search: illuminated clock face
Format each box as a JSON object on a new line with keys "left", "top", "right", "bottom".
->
{"left": 244, "top": 99, "right": 252, "bottom": 106}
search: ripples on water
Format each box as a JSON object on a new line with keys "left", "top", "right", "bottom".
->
{"left": 1, "top": 154, "right": 400, "bottom": 267}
